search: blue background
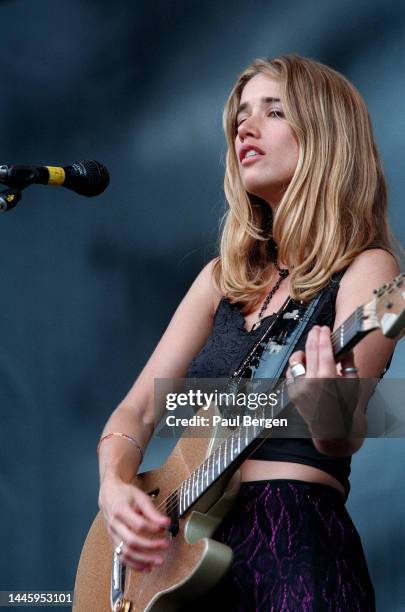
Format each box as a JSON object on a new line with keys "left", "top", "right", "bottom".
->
{"left": 0, "top": 1, "right": 404, "bottom": 609}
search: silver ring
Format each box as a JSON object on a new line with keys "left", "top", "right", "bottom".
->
{"left": 114, "top": 540, "right": 124, "bottom": 556}
{"left": 341, "top": 367, "right": 359, "bottom": 375}
{"left": 290, "top": 362, "right": 306, "bottom": 378}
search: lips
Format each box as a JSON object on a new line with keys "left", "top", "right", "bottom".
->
{"left": 239, "top": 144, "right": 266, "bottom": 163}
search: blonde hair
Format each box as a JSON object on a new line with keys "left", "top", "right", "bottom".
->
{"left": 213, "top": 55, "right": 396, "bottom": 310}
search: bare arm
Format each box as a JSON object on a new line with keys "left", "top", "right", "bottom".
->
{"left": 98, "top": 259, "right": 221, "bottom": 570}
{"left": 288, "top": 249, "right": 399, "bottom": 456}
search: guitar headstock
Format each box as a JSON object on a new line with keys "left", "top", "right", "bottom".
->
{"left": 371, "top": 272, "right": 405, "bottom": 339}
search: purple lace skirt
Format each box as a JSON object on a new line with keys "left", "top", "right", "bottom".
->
{"left": 192, "top": 480, "right": 375, "bottom": 612}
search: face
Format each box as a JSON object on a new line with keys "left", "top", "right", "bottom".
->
{"left": 234, "top": 73, "right": 299, "bottom": 208}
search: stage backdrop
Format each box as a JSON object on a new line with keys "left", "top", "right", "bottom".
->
{"left": 0, "top": 1, "right": 404, "bottom": 610}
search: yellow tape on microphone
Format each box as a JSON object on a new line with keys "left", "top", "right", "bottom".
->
{"left": 46, "top": 166, "right": 66, "bottom": 185}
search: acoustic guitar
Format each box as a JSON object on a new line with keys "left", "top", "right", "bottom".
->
{"left": 74, "top": 273, "right": 405, "bottom": 612}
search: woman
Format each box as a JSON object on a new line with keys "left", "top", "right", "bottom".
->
{"left": 97, "top": 56, "right": 399, "bottom": 610}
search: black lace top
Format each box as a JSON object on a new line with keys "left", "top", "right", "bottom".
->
{"left": 187, "top": 271, "right": 353, "bottom": 496}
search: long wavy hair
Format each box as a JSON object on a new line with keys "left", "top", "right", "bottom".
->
{"left": 213, "top": 55, "right": 396, "bottom": 311}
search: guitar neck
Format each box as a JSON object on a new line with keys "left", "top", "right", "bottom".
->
{"left": 330, "top": 304, "right": 377, "bottom": 358}
{"left": 176, "top": 412, "right": 269, "bottom": 517}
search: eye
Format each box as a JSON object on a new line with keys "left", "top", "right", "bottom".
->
{"left": 268, "top": 109, "right": 284, "bottom": 118}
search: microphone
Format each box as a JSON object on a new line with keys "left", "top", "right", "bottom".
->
{"left": 0, "top": 160, "right": 110, "bottom": 197}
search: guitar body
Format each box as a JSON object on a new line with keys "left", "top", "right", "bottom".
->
{"left": 74, "top": 431, "right": 240, "bottom": 611}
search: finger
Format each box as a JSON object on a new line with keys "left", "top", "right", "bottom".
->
{"left": 110, "top": 521, "right": 169, "bottom": 554}
{"left": 121, "top": 548, "right": 163, "bottom": 570}
{"left": 105, "top": 525, "right": 154, "bottom": 573}
{"left": 289, "top": 350, "right": 306, "bottom": 367}
{"left": 287, "top": 351, "right": 306, "bottom": 379}
{"left": 305, "top": 326, "right": 320, "bottom": 377}
{"left": 123, "top": 545, "right": 165, "bottom": 567}
{"left": 115, "top": 504, "right": 169, "bottom": 537}
{"left": 317, "top": 326, "right": 336, "bottom": 377}
{"left": 134, "top": 490, "right": 171, "bottom": 528}
{"left": 339, "top": 350, "right": 358, "bottom": 378}
{"left": 130, "top": 561, "right": 153, "bottom": 573}
{"left": 111, "top": 524, "right": 167, "bottom": 566}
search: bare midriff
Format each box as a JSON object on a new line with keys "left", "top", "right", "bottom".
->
{"left": 240, "top": 459, "right": 346, "bottom": 498}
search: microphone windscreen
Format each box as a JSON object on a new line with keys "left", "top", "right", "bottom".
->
{"left": 64, "top": 160, "right": 110, "bottom": 197}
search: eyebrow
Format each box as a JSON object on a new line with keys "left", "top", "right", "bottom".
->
{"left": 236, "top": 96, "right": 281, "bottom": 116}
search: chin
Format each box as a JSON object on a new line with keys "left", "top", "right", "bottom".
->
{"left": 244, "top": 178, "right": 288, "bottom": 206}
{"left": 244, "top": 183, "right": 274, "bottom": 204}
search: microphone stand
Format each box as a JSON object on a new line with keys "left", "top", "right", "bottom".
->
{"left": 0, "top": 186, "right": 24, "bottom": 212}
{"left": 0, "top": 165, "right": 40, "bottom": 212}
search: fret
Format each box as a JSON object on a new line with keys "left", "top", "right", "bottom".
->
{"left": 183, "top": 480, "right": 188, "bottom": 515}
{"left": 198, "top": 463, "right": 204, "bottom": 492}
{"left": 178, "top": 382, "right": 292, "bottom": 515}
{"left": 179, "top": 481, "right": 184, "bottom": 515}
{"left": 191, "top": 470, "right": 196, "bottom": 503}
{"left": 186, "top": 478, "right": 190, "bottom": 508}
{"left": 211, "top": 449, "right": 216, "bottom": 482}
{"left": 194, "top": 469, "right": 198, "bottom": 500}
{"left": 331, "top": 306, "right": 364, "bottom": 356}
{"left": 182, "top": 479, "right": 187, "bottom": 511}
{"left": 183, "top": 480, "right": 188, "bottom": 513}
{"left": 194, "top": 466, "right": 198, "bottom": 498}
{"left": 211, "top": 450, "right": 215, "bottom": 482}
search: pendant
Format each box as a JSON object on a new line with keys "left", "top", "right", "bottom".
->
{"left": 250, "top": 320, "right": 261, "bottom": 332}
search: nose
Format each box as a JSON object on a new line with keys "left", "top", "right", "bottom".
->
{"left": 237, "top": 115, "right": 261, "bottom": 141}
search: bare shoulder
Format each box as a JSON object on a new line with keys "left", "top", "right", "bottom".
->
{"left": 188, "top": 257, "right": 224, "bottom": 318}
{"left": 334, "top": 249, "right": 400, "bottom": 378}
{"left": 343, "top": 248, "right": 398, "bottom": 279}
{"left": 337, "top": 248, "right": 399, "bottom": 312}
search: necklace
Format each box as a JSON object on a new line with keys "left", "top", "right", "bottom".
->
{"left": 251, "top": 262, "right": 289, "bottom": 331}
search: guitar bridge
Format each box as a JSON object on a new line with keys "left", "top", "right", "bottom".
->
{"left": 112, "top": 599, "right": 131, "bottom": 612}
{"left": 111, "top": 549, "right": 129, "bottom": 611}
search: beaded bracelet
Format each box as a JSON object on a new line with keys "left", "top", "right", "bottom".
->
{"left": 97, "top": 432, "right": 144, "bottom": 463}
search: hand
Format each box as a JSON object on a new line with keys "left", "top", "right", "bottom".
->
{"left": 99, "top": 478, "right": 171, "bottom": 572}
{"left": 286, "top": 325, "right": 360, "bottom": 437}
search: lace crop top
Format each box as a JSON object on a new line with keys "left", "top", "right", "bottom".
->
{"left": 186, "top": 271, "right": 353, "bottom": 496}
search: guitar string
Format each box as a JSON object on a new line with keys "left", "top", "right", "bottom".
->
{"left": 155, "top": 375, "right": 284, "bottom": 516}
{"left": 155, "top": 419, "right": 261, "bottom": 516}
{"left": 154, "top": 306, "right": 363, "bottom": 517}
